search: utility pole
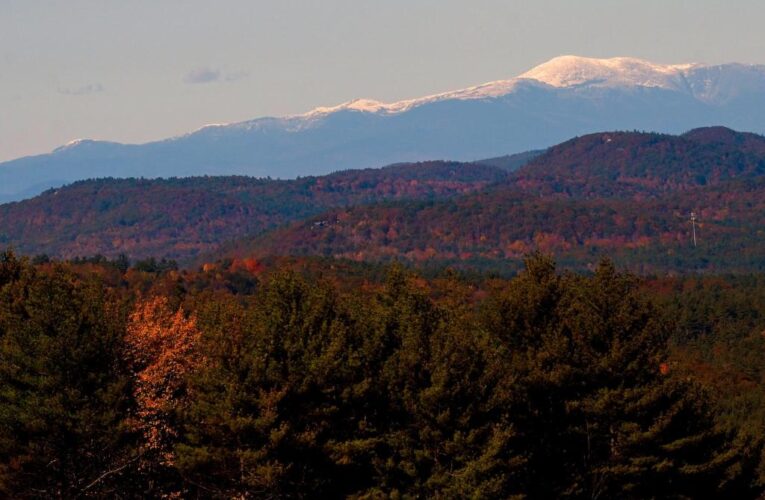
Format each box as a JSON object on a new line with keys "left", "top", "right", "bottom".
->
{"left": 690, "top": 211, "right": 697, "bottom": 247}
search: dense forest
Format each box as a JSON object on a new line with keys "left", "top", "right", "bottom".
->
{"left": 1, "top": 249, "right": 763, "bottom": 498}
{"left": 4, "top": 128, "right": 765, "bottom": 275}
{"left": 0, "top": 160, "right": 512, "bottom": 261}
{"left": 241, "top": 128, "right": 765, "bottom": 273}
{"left": 2, "top": 127, "right": 765, "bottom": 497}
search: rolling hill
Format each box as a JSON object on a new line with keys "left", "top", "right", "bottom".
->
{"left": 229, "top": 127, "right": 765, "bottom": 273}
{"left": 0, "top": 161, "right": 509, "bottom": 260}
{"left": 3, "top": 126, "right": 765, "bottom": 274}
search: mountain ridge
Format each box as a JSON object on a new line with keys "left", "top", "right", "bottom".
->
{"left": 2, "top": 56, "right": 765, "bottom": 202}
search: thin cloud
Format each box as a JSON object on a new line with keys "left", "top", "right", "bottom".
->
{"left": 224, "top": 70, "right": 249, "bottom": 82}
{"left": 184, "top": 67, "right": 221, "bottom": 84}
{"left": 184, "top": 67, "right": 248, "bottom": 84}
{"left": 58, "top": 83, "right": 104, "bottom": 96}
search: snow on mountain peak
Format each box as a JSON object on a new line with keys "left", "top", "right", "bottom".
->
{"left": 304, "top": 98, "right": 390, "bottom": 117}
{"left": 519, "top": 55, "right": 699, "bottom": 89}
{"left": 53, "top": 138, "right": 92, "bottom": 152}
{"left": 298, "top": 56, "right": 719, "bottom": 119}
{"left": 256, "top": 56, "right": 765, "bottom": 124}
{"left": 300, "top": 80, "right": 528, "bottom": 119}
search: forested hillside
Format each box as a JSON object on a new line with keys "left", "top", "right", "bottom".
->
{"left": 236, "top": 127, "right": 765, "bottom": 273}
{"left": 0, "top": 161, "right": 507, "bottom": 261}
{"left": 0, "top": 250, "right": 763, "bottom": 497}
{"left": 513, "top": 127, "right": 765, "bottom": 196}
{"left": 3, "top": 127, "right": 765, "bottom": 274}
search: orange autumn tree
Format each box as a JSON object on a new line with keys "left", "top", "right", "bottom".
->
{"left": 125, "top": 296, "right": 202, "bottom": 464}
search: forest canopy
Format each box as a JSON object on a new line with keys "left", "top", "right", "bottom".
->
{"left": 0, "top": 249, "right": 763, "bottom": 498}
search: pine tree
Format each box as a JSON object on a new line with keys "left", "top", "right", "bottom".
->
{"left": 355, "top": 265, "right": 526, "bottom": 498}
{"left": 0, "top": 262, "right": 132, "bottom": 497}
{"left": 481, "top": 254, "right": 739, "bottom": 498}
{"left": 175, "top": 272, "right": 369, "bottom": 497}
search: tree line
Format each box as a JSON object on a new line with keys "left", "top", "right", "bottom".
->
{"left": 0, "top": 250, "right": 763, "bottom": 498}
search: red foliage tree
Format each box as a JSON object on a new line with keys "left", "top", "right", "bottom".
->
{"left": 125, "top": 296, "right": 202, "bottom": 464}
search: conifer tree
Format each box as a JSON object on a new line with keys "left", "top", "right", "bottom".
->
{"left": 176, "top": 272, "right": 368, "bottom": 497}
{"left": 0, "top": 262, "right": 131, "bottom": 497}
{"left": 354, "top": 265, "right": 526, "bottom": 497}
{"left": 482, "top": 254, "right": 739, "bottom": 498}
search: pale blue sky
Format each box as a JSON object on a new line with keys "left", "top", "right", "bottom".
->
{"left": 2, "top": 0, "right": 764, "bottom": 162}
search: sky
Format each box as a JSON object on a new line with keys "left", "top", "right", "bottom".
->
{"left": 1, "top": 0, "right": 764, "bottom": 162}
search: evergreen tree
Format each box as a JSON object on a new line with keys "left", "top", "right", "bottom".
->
{"left": 0, "top": 261, "right": 132, "bottom": 497}
{"left": 355, "top": 265, "right": 526, "bottom": 498}
{"left": 175, "top": 272, "right": 369, "bottom": 497}
{"left": 482, "top": 255, "right": 739, "bottom": 498}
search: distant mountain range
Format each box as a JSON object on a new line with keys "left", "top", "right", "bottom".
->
{"left": 4, "top": 126, "right": 765, "bottom": 274}
{"left": 2, "top": 55, "right": 765, "bottom": 202}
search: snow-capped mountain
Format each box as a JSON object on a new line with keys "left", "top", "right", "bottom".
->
{"left": 519, "top": 56, "right": 765, "bottom": 104}
{"left": 2, "top": 55, "right": 765, "bottom": 203}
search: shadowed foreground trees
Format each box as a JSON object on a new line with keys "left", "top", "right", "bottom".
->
{"left": 173, "top": 257, "right": 749, "bottom": 498}
{"left": 480, "top": 258, "right": 739, "bottom": 497}
{"left": 0, "top": 250, "right": 761, "bottom": 497}
{"left": 0, "top": 252, "right": 132, "bottom": 497}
